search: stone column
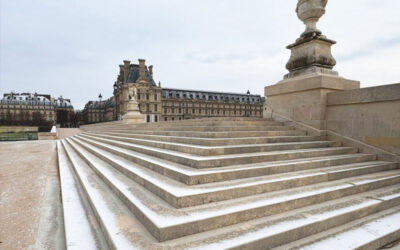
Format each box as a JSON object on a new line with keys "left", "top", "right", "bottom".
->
{"left": 264, "top": 0, "right": 360, "bottom": 130}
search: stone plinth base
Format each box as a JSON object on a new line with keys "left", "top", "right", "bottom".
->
{"left": 122, "top": 112, "right": 145, "bottom": 124}
{"left": 284, "top": 66, "right": 338, "bottom": 79}
{"left": 264, "top": 73, "right": 360, "bottom": 130}
{"left": 122, "top": 100, "right": 145, "bottom": 124}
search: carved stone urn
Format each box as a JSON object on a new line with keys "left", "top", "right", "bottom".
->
{"left": 296, "top": 0, "right": 327, "bottom": 36}
{"left": 284, "top": 0, "right": 337, "bottom": 79}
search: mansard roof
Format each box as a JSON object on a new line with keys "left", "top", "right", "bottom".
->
{"left": 161, "top": 88, "right": 263, "bottom": 103}
{"left": 1, "top": 92, "right": 54, "bottom": 106}
{"left": 55, "top": 96, "right": 73, "bottom": 109}
{"left": 126, "top": 64, "right": 156, "bottom": 86}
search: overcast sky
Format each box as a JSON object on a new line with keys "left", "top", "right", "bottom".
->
{"left": 1, "top": 0, "right": 399, "bottom": 109}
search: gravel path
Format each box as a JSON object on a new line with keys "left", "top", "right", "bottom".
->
{"left": 0, "top": 140, "right": 64, "bottom": 250}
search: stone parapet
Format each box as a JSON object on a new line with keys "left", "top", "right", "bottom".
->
{"left": 326, "top": 83, "right": 400, "bottom": 155}
{"left": 327, "top": 82, "right": 400, "bottom": 105}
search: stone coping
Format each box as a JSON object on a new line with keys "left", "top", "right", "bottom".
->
{"left": 327, "top": 83, "right": 400, "bottom": 106}
{"left": 0, "top": 126, "right": 38, "bottom": 133}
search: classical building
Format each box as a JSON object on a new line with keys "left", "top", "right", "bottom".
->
{"left": 113, "top": 59, "right": 162, "bottom": 123}
{"left": 113, "top": 59, "right": 263, "bottom": 122}
{"left": 81, "top": 96, "right": 116, "bottom": 124}
{"left": 161, "top": 88, "right": 263, "bottom": 121}
{"left": 0, "top": 92, "right": 73, "bottom": 123}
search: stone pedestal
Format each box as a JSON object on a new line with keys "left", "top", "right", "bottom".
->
{"left": 122, "top": 100, "right": 145, "bottom": 124}
{"left": 264, "top": 0, "right": 360, "bottom": 130}
{"left": 265, "top": 73, "right": 359, "bottom": 129}
{"left": 285, "top": 35, "right": 337, "bottom": 79}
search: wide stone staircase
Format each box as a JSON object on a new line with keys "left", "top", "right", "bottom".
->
{"left": 58, "top": 117, "right": 400, "bottom": 249}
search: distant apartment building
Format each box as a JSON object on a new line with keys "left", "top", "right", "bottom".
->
{"left": 0, "top": 92, "right": 73, "bottom": 123}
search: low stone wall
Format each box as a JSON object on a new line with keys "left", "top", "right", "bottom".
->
{"left": 38, "top": 132, "right": 57, "bottom": 140}
{"left": 326, "top": 83, "right": 400, "bottom": 155}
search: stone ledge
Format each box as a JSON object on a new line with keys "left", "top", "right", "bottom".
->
{"left": 0, "top": 126, "right": 38, "bottom": 133}
{"left": 265, "top": 73, "right": 360, "bottom": 97}
{"left": 327, "top": 83, "right": 400, "bottom": 106}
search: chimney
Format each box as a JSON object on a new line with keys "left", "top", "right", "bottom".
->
{"left": 138, "top": 59, "right": 147, "bottom": 82}
{"left": 149, "top": 65, "right": 153, "bottom": 77}
{"left": 123, "top": 60, "right": 130, "bottom": 68}
{"left": 118, "top": 64, "right": 124, "bottom": 83}
{"left": 123, "top": 60, "right": 130, "bottom": 83}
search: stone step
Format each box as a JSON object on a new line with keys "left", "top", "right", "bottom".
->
{"left": 116, "top": 120, "right": 284, "bottom": 128}
{"left": 95, "top": 125, "right": 295, "bottom": 132}
{"left": 81, "top": 118, "right": 276, "bottom": 131}
{"left": 95, "top": 129, "right": 307, "bottom": 138}
{"left": 89, "top": 131, "right": 324, "bottom": 146}
{"left": 71, "top": 134, "right": 376, "bottom": 185}
{"left": 275, "top": 206, "right": 400, "bottom": 250}
{"left": 70, "top": 134, "right": 377, "bottom": 185}
{"left": 169, "top": 187, "right": 400, "bottom": 250}
{"left": 56, "top": 141, "right": 108, "bottom": 250}
{"left": 68, "top": 136, "right": 397, "bottom": 208}
{"left": 84, "top": 132, "right": 339, "bottom": 156}
{"left": 77, "top": 134, "right": 357, "bottom": 168}
{"left": 80, "top": 118, "right": 276, "bottom": 131}
{"left": 61, "top": 138, "right": 400, "bottom": 242}
{"left": 164, "top": 117, "right": 273, "bottom": 122}
{"left": 59, "top": 140, "right": 146, "bottom": 249}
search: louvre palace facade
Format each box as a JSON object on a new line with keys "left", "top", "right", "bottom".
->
{"left": 83, "top": 58, "right": 264, "bottom": 124}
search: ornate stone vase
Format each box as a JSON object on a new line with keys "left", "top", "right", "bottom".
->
{"left": 296, "top": 0, "right": 328, "bottom": 36}
{"left": 284, "top": 0, "right": 336, "bottom": 78}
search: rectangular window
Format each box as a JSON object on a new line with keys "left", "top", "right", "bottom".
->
{"left": 146, "top": 115, "right": 150, "bottom": 122}
{"left": 164, "top": 117, "right": 167, "bottom": 121}
{"left": 146, "top": 103, "right": 150, "bottom": 112}
{"left": 154, "top": 104, "right": 158, "bottom": 112}
{"left": 154, "top": 94, "right": 157, "bottom": 100}
{"left": 164, "top": 107, "right": 167, "bottom": 114}
{"left": 155, "top": 115, "right": 158, "bottom": 122}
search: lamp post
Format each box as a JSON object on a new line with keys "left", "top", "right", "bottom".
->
{"left": 246, "top": 90, "right": 250, "bottom": 117}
